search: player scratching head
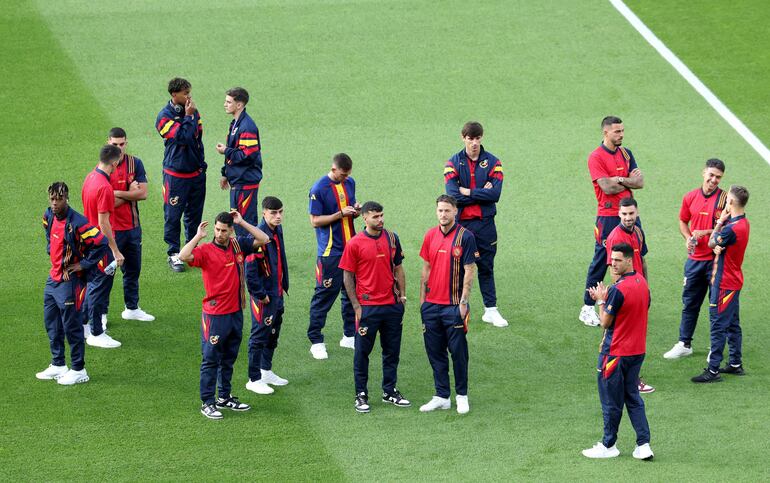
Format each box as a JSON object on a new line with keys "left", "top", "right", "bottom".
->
{"left": 601, "top": 116, "right": 624, "bottom": 149}
{"left": 702, "top": 158, "right": 725, "bottom": 195}
{"left": 609, "top": 243, "right": 634, "bottom": 278}
{"left": 618, "top": 197, "right": 639, "bottom": 230}
{"left": 461, "top": 121, "right": 483, "bottom": 161}
{"left": 262, "top": 196, "right": 284, "bottom": 229}
{"left": 48, "top": 181, "right": 69, "bottom": 218}
{"left": 361, "top": 201, "right": 384, "bottom": 236}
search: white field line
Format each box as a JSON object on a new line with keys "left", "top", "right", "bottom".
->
{"left": 610, "top": 0, "right": 770, "bottom": 166}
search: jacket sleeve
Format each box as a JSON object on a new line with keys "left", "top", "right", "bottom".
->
{"left": 443, "top": 161, "right": 473, "bottom": 206}
{"left": 43, "top": 211, "right": 51, "bottom": 255}
{"left": 470, "top": 160, "right": 503, "bottom": 203}
{"left": 224, "top": 127, "right": 260, "bottom": 166}
{"left": 76, "top": 222, "right": 108, "bottom": 271}
{"left": 246, "top": 250, "right": 267, "bottom": 300}
{"left": 156, "top": 113, "right": 199, "bottom": 146}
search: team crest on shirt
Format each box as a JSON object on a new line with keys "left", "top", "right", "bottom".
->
{"left": 265, "top": 315, "right": 274, "bottom": 326}
{"left": 479, "top": 160, "right": 488, "bottom": 168}
{"left": 607, "top": 305, "right": 612, "bottom": 312}
{"left": 358, "top": 326, "right": 368, "bottom": 336}
{"left": 209, "top": 335, "right": 220, "bottom": 345}
{"left": 169, "top": 196, "right": 179, "bottom": 206}
{"left": 452, "top": 247, "right": 463, "bottom": 258}
{"left": 231, "top": 127, "right": 238, "bottom": 135}
{"left": 322, "top": 278, "right": 333, "bottom": 288}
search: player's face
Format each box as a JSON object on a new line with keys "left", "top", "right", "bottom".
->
{"left": 604, "top": 123, "right": 624, "bottom": 147}
{"left": 213, "top": 221, "right": 232, "bottom": 245}
{"left": 49, "top": 194, "right": 68, "bottom": 216}
{"left": 224, "top": 95, "right": 241, "bottom": 115}
{"left": 462, "top": 135, "right": 482, "bottom": 159}
{"left": 263, "top": 207, "right": 283, "bottom": 227}
{"left": 610, "top": 252, "right": 632, "bottom": 276}
{"left": 108, "top": 137, "right": 127, "bottom": 157}
{"left": 436, "top": 201, "right": 457, "bottom": 227}
{"left": 363, "top": 211, "right": 384, "bottom": 232}
{"left": 702, "top": 167, "right": 724, "bottom": 194}
{"left": 618, "top": 205, "right": 638, "bottom": 229}
{"left": 171, "top": 89, "right": 191, "bottom": 106}
{"left": 330, "top": 166, "right": 351, "bottom": 182}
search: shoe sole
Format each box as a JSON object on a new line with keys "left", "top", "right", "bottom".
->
{"left": 58, "top": 376, "right": 89, "bottom": 385}
{"left": 633, "top": 454, "right": 654, "bottom": 460}
{"left": 355, "top": 407, "right": 370, "bottom": 413}
{"left": 122, "top": 315, "right": 155, "bottom": 321}
{"left": 663, "top": 352, "right": 692, "bottom": 359}
{"left": 691, "top": 378, "right": 722, "bottom": 383}
{"left": 420, "top": 406, "right": 450, "bottom": 412}
{"left": 265, "top": 380, "right": 289, "bottom": 386}
{"left": 382, "top": 399, "right": 411, "bottom": 408}
{"left": 216, "top": 405, "right": 251, "bottom": 412}
{"left": 310, "top": 353, "right": 328, "bottom": 360}
{"left": 201, "top": 411, "right": 223, "bottom": 420}
{"left": 639, "top": 389, "right": 655, "bottom": 394}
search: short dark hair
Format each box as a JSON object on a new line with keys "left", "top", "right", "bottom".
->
{"left": 436, "top": 194, "right": 457, "bottom": 207}
{"left": 108, "top": 127, "right": 127, "bottom": 139}
{"left": 361, "top": 201, "right": 383, "bottom": 215}
{"left": 611, "top": 242, "right": 634, "bottom": 260}
{"left": 729, "top": 185, "right": 749, "bottom": 207}
{"left": 48, "top": 181, "right": 69, "bottom": 199}
{"left": 215, "top": 212, "right": 234, "bottom": 227}
{"left": 99, "top": 144, "right": 122, "bottom": 164}
{"left": 333, "top": 153, "right": 353, "bottom": 171}
{"left": 262, "top": 196, "right": 283, "bottom": 210}
{"left": 168, "top": 77, "right": 191, "bottom": 95}
{"left": 461, "top": 121, "right": 483, "bottom": 138}
{"left": 226, "top": 87, "right": 249, "bottom": 105}
{"left": 602, "top": 116, "right": 623, "bottom": 129}
{"left": 619, "top": 197, "right": 638, "bottom": 208}
{"left": 705, "top": 158, "right": 726, "bottom": 172}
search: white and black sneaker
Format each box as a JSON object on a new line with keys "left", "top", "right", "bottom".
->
{"left": 168, "top": 253, "right": 185, "bottom": 272}
{"left": 355, "top": 392, "right": 370, "bottom": 413}
{"left": 382, "top": 389, "right": 411, "bottom": 408}
{"left": 216, "top": 395, "right": 251, "bottom": 411}
{"left": 201, "top": 403, "right": 223, "bottom": 420}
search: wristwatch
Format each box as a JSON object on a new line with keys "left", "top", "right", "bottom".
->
{"left": 618, "top": 176, "right": 625, "bottom": 185}
{"left": 460, "top": 299, "right": 468, "bottom": 305}
{"left": 597, "top": 300, "right": 605, "bottom": 306}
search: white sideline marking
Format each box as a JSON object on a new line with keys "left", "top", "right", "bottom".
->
{"left": 610, "top": 0, "right": 770, "bottom": 166}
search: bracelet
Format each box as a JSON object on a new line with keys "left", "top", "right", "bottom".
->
{"left": 399, "top": 296, "right": 407, "bottom": 301}
{"left": 596, "top": 300, "right": 605, "bottom": 306}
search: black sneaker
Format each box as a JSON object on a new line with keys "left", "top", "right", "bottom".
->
{"left": 718, "top": 364, "right": 745, "bottom": 376}
{"left": 201, "top": 403, "right": 223, "bottom": 420}
{"left": 691, "top": 368, "right": 722, "bottom": 383}
{"left": 382, "top": 389, "right": 411, "bottom": 407}
{"left": 355, "top": 392, "right": 370, "bottom": 413}
{"left": 168, "top": 254, "right": 185, "bottom": 272}
{"left": 216, "top": 395, "right": 251, "bottom": 411}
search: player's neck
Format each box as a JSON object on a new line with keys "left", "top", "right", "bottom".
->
{"left": 365, "top": 226, "right": 381, "bottom": 237}
{"left": 465, "top": 150, "right": 479, "bottom": 162}
{"left": 730, "top": 208, "right": 745, "bottom": 217}
{"left": 232, "top": 108, "right": 244, "bottom": 121}
{"left": 440, "top": 222, "right": 455, "bottom": 234}
{"left": 602, "top": 140, "right": 617, "bottom": 152}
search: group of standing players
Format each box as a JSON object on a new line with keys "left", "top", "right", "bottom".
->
{"left": 35, "top": 81, "right": 752, "bottom": 456}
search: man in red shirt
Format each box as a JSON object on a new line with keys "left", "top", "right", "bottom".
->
{"left": 692, "top": 185, "right": 750, "bottom": 383}
{"left": 179, "top": 210, "right": 269, "bottom": 419}
{"left": 581, "top": 116, "right": 644, "bottom": 327}
{"left": 584, "top": 243, "right": 653, "bottom": 461}
{"left": 340, "top": 201, "right": 409, "bottom": 413}
{"left": 419, "top": 195, "right": 479, "bottom": 414}
{"left": 107, "top": 128, "right": 155, "bottom": 322}
{"left": 664, "top": 159, "right": 727, "bottom": 359}
{"left": 81, "top": 144, "right": 123, "bottom": 349}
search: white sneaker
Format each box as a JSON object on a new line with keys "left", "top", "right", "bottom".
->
{"left": 456, "top": 395, "right": 470, "bottom": 414}
{"left": 419, "top": 396, "right": 451, "bottom": 412}
{"left": 87, "top": 332, "right": 122, "bottom": 348}
{"left": 579, "top": 305, "right": 600, "bottom": 327}
{"left": 57, "top": 368, "right": 89, "bottom": 385}
{"left": 261, "top": 369, "right": 289, "bottom": 386}
{"left": 310, "top": 343, "right": 328, "bottom": 360}
{"left": 36, "top": 364, "right": 68, "bottom": 380}
{"left": 122, "top": 307, "right": 156, "bottom": 322}
{"left": 339, "top": 335, "right": 355, "bottom": 349}
{"left": 632, "top": 443, "right": 654, "bottom": 460}
{"left": 663, "top": 341, "right": 693, "bottom": 359}
{"left": 582, "top": 442, "right": 620, "bottom": 458}
{"left": 83, "top": 324, "right": 92, "bottom": 339}
{"left": 482, "top": 307, "right": 508, "bottom": 327}
{"left": 245, "top": 379, "right": 275, "bottom": 395}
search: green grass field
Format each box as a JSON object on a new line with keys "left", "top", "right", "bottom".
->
{"left": 2, "top": 0, "right": 769, "bottom": 480}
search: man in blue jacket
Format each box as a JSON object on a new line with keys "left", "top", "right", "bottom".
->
{"left": 216, "top": 87, "right": 263, "bottom": 237}
{"left": 155, "top": 77, "right": 206, "bottom": 272}
{"left": 444, "top": 122, "right": 508, "bottom": 327}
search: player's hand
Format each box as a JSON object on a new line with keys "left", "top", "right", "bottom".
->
{"left": 63, "top": 262, "right": 82, "bottom": 280}
{"left": 341, "top": 206, "right": 357, "bottom": 217}
{"left": 260, "top": 295, "right": 270, "bottom": 304}
{"left": 216, "top": 143, "right": 226, "bottom": 155}
{"left": 113, "top": 249, "right": 125, "bottom": 267}
{"left": 459, "top": 302, "right": 468, "bottom": 318}
{"left": 713, "top": 245, "right": 724, "bottom": 256}
{"left": 196, "top": 221, "right": 209, "bottom": 239}
{"left": 483, "top": 181, "right": 493, "bottom": 189}
{"left": 219, "top": 176, "right": 229, "bottom": 190}
{"left": 185, "top": 97, "right": 197, "bottom": 116}
{"left": 230, "top": 209, "right": 243, "bottom": 225}
{"left": 354, "top": 305, "right": 362, "bottom": 323}
{"left": 459, "top": 187, "right": 471, "bottom": 196}
{"left": 630, "top": 168, "right": 642, "bottom": 178}
{"left": 718, "top": 209, "right": 731, "bottom": 224}
{"left": 686, "top": 237, "right": 696, "bottom": 252}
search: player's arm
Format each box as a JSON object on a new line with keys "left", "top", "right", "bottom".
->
{"left": 619, "top": 171, "right": 644, "bottom": 189}
{"left": 459, "top": 263, "right": 476, "bottom": 318}
{"left": 587, "top": 281, "right": 615, "bottom": 329}
{"left": 73, "top": 223, "right": 108, "bottom": 274}
{"left": 708, "top": 210, "right": 732, "bottom": 248}
{"left": 115, "top": 181, "right": 148, "bottom": 201}
{"left": 245, "top": 252, "right": 268, "bottom": 302}
{"left": 231, "top": 210, "right": 269, "bottom": 247}
{"left": 310, "top": 208, "right": 356, "bottom": 228}
{"left": 419, "top": 260, "right": 431, "bottom": 304}
{"left": 43, "top": 213, "right": 51, "bottom": 254}
{"left": 220, "top": 130, "right": 260, "bottom": 165}
{"left": 394, "top": 264, "right": 406, "bottom": 303}
{"left": 342, "top": 270, "right": 361, "bottom": 321}
{"left": 179, "top": 222, "right": 207, "bottom": 263}
{"left": 97, "top": 212, "right": 124, "bottom": 266}
{"left": 470, "top": 161, "right": 504, "bottom": 202}
{"left": 596, "top": 177, "right": 627, "bottom": 195}
{"left": 642, "top": 257, "right": 648, "bottom": 281}
{"left": 444, "top": 162, "right": 473, "bottom": 205}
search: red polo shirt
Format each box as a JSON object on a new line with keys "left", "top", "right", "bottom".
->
{"left": 679, "top": 187, "right": 726, "bottom": 261}
{"left": 189, "top": 236, "right": 255, "bottom": 315}
{"left": 605, "top": 224, "right": 647, "bottom": 276}
{"left": 339, "top": 229, "right": 404, "bottom": 305}
{"left": 82, "top": 167, "right": 114, "bottom": 227}
{"left": 110, "top": 154, "right": 148, "bottom": 231}
{"left": 588, "top": 144, "right": 636, "bottom": 216}
{"left": 419, "top": 223, "right": 479, "bottom": 305}
{"left": 601, "top": 271, "right": 650, "bottom": 356}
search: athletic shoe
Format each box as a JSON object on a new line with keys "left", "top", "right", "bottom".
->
{"left": 579, "top": 305, "right": 600, "bottom": 327}
{"left": 245, "top": 379, "right": 275, "bottom": 395}
{"left": 168, "top": 254, "right": 185, "bottom": 272}
{"left": 638, "top": 378, "right": 655, "bottom": 394}
{"left": 663, "top": 341, "right": 693, "bottom": 359}
{"left": 57, "top": 368, "right": 89, "bottom": 385}
{"left": 83, "top": 324, "right": 92, "bottom": 339}
{"left": 36, "top": 364, "right": 68, "bottom": 380}
{"left": 456, "top": 395, "right": 470, "bottom": 414}
{"left": 201, "top": 403, "right": 223, "bottom": 420}
{"left": 216, "top": 395, "right": 251, "bottom": 411}
{"left": 122, "top": 307, "right": 156, "bottom": 322}
{"left": 632, "top": 443, "right": 654, "bottom": 460}
{"left": 355, "top": 392, "right": 370, "bottom": 413}
{"left": 382, "top": 390, "right": 411, "bottom": 407}
{"left": 482, "top": 307, "right": 508, "bottom": 327}
{"left": 691, "top": 368, "right": 722, "bottom": 383}
{"left": 261, "top": 369, "right": 289, "bottom": 386}
{"left": 86, "top": 332, "right": 122, "bottom": 348}
{"left": 718, "top": 364, "right": 745, "bottom": 376}
{"left": 310, "top": 343, "right": 328, "bottom": 360}
{"left": 339, "top": 335, "right": 355, "bottom": 349}
{"left": 582, "top": 442, "right": 620, "bottom": 459}
{"left": 419, "top": 396, "right": 451, "bottom": 412}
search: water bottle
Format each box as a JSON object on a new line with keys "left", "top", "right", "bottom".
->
{"left": 104, "top": 260, "right": 118, "bottom": 276}
{"left": 687, "top": 236, "right": 696, "bottom": 255}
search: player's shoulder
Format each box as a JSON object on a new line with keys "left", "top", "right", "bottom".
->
{"left": 310, "top": 175, "right": 329, "bottom": 191}
{"left": 458, "top": 225, "right": 476, "bottom": 240}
